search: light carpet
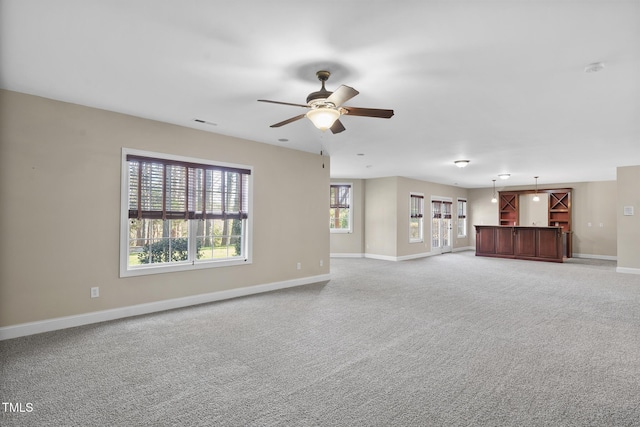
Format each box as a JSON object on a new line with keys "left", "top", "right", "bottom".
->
{"left": 1, "top": 252, "right": 640, "bottom": 426}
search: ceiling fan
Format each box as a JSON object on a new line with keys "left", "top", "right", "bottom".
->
{"left": 258, "top": 70, "right": 394, "bottom": 134}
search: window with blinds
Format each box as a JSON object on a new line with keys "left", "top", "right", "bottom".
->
{"left": 121, "top": 150, "right": 252, "bottom": 277}
{"left": 410, "top": 194, "right": 424, "bottom": 242}
{"left": 127, "top": 154, "right": 250, "bottom": 221}
{"left": 457, "top": 198, "right": 467, "bottom": 237}
{"left": 330, "top": 184, "right": 352, "bottom": 232}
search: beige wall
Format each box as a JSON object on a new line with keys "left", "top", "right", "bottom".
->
{"left": 329, "top": 178, "right": 365, "bottom": 256}
{"left": 396, "top": 177, "right": 470, "bottom": 258}
{"left": 359, "top": 176, "right": 470, "bottom": 260}
{"left": 617, "top": 166, "right": 640, "bottom": 271}
{"left": 0, "top": 90, "right": 330, "bottom": 327}
{"left": 468, "top": 181, "right": 618, "bottom": 258}
{"left": 364, "top": 177, "right": 399, "bottom": 258}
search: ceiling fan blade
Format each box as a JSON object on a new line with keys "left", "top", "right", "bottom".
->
{"left": 269, "top": 114, "right": 306, "bottom": 128}
{"left": 326, "top": 85, "right": 359, "bottom": 107}
{"left": 258, "top": 99, "right": 309, "bottom": 108}
{"left": 341, "top": 106, "right": 394, "bottom": 119}
{"left": 330, "top": 119, "right": 346, "bottom": 134}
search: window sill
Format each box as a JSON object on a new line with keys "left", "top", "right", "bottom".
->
{"left": 120, "top": 258, "right": 251, "bottom": 278}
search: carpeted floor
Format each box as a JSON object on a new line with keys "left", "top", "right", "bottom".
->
{"left": 1, "top": 251, "right": 640, "bottom": 426}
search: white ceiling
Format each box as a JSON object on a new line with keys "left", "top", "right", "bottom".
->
{"left": 2, "top": 0, "right": 639, "bottom": 188}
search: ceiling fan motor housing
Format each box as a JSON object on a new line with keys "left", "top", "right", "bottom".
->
{"left": 306, "top": 70, "right": 334, "bottom": 104}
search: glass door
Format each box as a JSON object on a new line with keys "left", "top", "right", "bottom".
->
{"left": 431, "top": 199, "right": 452, "bottom": 253}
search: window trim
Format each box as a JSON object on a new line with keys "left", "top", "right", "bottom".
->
{"left": 330, "top": 182, "right": 353, "bottom": 233}
{"left": 120, "top": 148, "right": 253, "bottom": 277}
{"left": 409, "top": 192, "right": 424, "bottom": 243}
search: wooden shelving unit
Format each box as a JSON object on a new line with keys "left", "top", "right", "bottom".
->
{"left": 499, "top": 192, "right": 519, "bottom": 226}
{"left": 548, "top": 190, "right": 571, "bottom": 232}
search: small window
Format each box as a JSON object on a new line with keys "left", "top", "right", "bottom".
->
{"left": 121, "top": 149, "right": 252, "bottom": 277}
{"left": 410, "top": 194, "right": 424, "bottom": 242}
{"left": 457, "top": 198, "right": 467, "bottom": 237}
{"left": 330, "top": 184, "right": 352, "bottom": 233}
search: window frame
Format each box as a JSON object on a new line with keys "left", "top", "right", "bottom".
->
{"left": 120, "top": 148, "right": 253, "bottom": 277}
{"left": 409, "top": 193, "right": 424, "bottom": 243}
{"left": 457, "top": 198, "right": 467, "bottom": 238}
{"left": 329, "top": 183, "right": 353, "bottom": 233}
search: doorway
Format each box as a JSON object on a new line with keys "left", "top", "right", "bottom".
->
{"left": 431, "top": 199, "right": 452, "bottom": 253}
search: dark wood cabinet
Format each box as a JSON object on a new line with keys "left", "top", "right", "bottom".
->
{"left": 499, "top": 192, "right": 519, "bottom": 226}
{"left": 497, "top": 188, "right": 572, "bottom": 258}
{"left": 514, "top": 227, "right": 536, "bottom": 257}
{"left": 496, "top": 227, "right": 515, "bottom": 255}
{"left": 548, "top": 191, "right": 570, "bottom": 228}
{"left": 475, "top": 225, "right": 563, "bottom": 263}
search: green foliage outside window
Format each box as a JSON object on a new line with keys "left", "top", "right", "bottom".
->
{"left": 138, "top": 238, "right": 203, "bottom": 264}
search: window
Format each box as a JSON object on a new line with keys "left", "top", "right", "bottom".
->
{"left": 457, "top": 198, "right": 467, "bottom": 237}
{"left": 120, "top": 149, "right": 252, "bottom": 277}
{"left": 410, "top": 193, "right": 424, "bottom": 242}
{"left": 330, "top": 184, "right": 352, "bottom": 232}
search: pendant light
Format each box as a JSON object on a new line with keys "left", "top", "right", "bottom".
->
{"left": 491, "top": 179, "right": 497, "bottom": 204}
{"left": 532, "top": 176, "right": 540, "bottom": 202}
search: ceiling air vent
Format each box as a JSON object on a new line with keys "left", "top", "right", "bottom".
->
{"left": 193, "top": 119, "right": 217, "bottom": 126}
{"left": 584, "top": 62, "right": 605, "bottom": 73}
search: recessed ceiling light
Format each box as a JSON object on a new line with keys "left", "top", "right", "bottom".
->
{"left": 498, "top": 173, "right": 511, "bottom": 179}
{"left": 454, "top": 160, "right": 470, "bottom": 168}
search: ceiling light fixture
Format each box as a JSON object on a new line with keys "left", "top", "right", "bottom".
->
{"left": 498, "top": 173, "right": 511, "bottom": 180}
{"left": 454, "top": 160, "right": 470, "bottom": 168}
{"left": 306, "top": 107, "right": 340, "bottom": 131}
{"left": 532, "top": 176, "right": 540, "bottom": 202}
{"left": 491, "top": 179, "right": 498, "bottom": 204}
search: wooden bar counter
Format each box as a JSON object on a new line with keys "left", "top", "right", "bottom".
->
{"left": 475, "top": 225, "right": 565, "bottom": 263}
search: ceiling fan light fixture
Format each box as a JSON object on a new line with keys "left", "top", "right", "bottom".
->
{"left": 454, "top": 160, "right": 470, "bottom": 168}
{"left": 306, "top": 107, "right": 340, "bottom": 131}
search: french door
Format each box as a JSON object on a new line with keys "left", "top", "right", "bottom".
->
{"left": 431, "top": 199, "right": 452, "bottom": 253}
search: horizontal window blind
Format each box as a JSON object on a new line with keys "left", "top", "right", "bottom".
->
{"left": 458, "top": 199, "right": 467, "bottom": 218}
{"left": 127, "top": 155, "right": 250, "bottom": 221}
{"left": 410, "top": 194, "right": 424, "bottom": 218}
{"left": 330, "top": 185, "right": 350, "bottom": 209}
{"left": 432, "top": 200, "right": 452, "bottom": 219}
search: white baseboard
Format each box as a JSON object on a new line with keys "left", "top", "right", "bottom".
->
{"left": 364, "top": 252, "right": 435, "bottom": 262}
{"left": 616, "top": 267, "right": 640, "bottom": 275}
{"left": 397, "top": 252, "right": 436, "bottom": 261}
{"left": 0, "top": 274, "right": 331, "bottom": 341}
{"left": 573, "top": 253, "right": 618, "bottom": 261}
{"left": 330, "top": 253, "right": 365, "bottom": 258}
{"left": 363, "top": 253, "right": 398, "bottom": 261}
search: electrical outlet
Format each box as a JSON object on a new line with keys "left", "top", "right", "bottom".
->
{"left": 90, "top": 287, "right": 99, "bottom": 298}
{"left": 296, "top": 262, "right": 301, "bottom": 270}
{"left": 320, "top": 259, "right": 324, "bottom": 267}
